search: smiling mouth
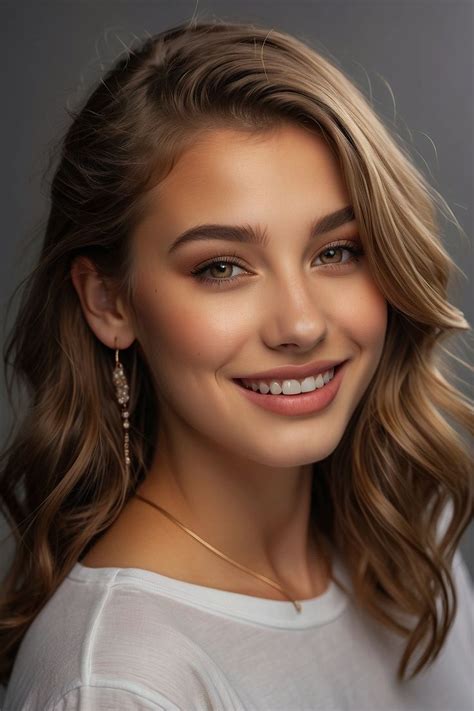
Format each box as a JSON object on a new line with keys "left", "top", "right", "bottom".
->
{"left": 232, "top": 361, "right": 346, "bottom": 394}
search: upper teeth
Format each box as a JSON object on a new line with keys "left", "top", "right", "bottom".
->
{"left": 242, "top": 368, "right": 335, "bottom": 395}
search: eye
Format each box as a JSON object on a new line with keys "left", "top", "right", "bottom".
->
{"left": 190, "top": 252, "right": 249, "bottom": 286}
{"left": 314, "top": 241, "right": 363, "bottom": 267}
{"left": 190, "top": 240, "right": 364, "bottom": 287}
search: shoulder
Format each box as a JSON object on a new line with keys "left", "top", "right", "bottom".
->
{"left": 3, "top": 568, "right": 230, "bottom": 711}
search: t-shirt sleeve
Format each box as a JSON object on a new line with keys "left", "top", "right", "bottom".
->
{"left": 50, "top": 683, "right": 182, "bottom": 710}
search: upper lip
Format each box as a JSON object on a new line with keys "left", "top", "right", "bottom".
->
{"left": 235, "top": 358, "right": 348, "bottom": 382}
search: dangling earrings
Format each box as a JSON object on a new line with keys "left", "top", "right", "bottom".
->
{"left": 112, "top": 338, "right": 131, "bottom": 472}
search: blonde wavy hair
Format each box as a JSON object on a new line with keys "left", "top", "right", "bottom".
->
{"left": 0, "top": 18, "right": 472, "bottom": 686}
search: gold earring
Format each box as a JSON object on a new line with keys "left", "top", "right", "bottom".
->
{"left": 112, "top": 340, "right": 131, "bottom": 471}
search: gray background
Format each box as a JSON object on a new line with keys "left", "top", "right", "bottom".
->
{"left": 0, "top": 0, "right": 472, "bottom": 696}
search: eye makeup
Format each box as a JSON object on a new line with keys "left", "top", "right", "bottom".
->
{"left": 190, "top": 239, "right": 364, "bottom": 288}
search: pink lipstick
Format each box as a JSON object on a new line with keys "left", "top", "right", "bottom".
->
{"left": 233, "top": 360, "right": 348, "bottom": 416}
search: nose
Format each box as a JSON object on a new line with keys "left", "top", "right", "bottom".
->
{"left": 260, "top": 274, "right": 327, "bottom": 353}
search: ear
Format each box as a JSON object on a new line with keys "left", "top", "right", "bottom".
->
{"left": 70, "top": 256, "right": 136, "bottom": 350}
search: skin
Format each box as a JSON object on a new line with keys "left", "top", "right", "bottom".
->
{"left": 71, "top": 123, "right": 388, "bottom": 601}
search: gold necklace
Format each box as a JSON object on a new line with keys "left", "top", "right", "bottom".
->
{"left": 134, "top": 493, "right": 302, "bottom": 613}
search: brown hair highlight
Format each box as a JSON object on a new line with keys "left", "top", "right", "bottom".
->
{"left": 0, "top": 18, "right": 472, "bottom": 686}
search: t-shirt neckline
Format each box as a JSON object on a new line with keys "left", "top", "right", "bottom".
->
{"left": 69, "top": 543, "right": 351, "bottom": 630}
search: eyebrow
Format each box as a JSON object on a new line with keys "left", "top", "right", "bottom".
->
{"left": 167, "top": 205, "right": 355, "bottom": 254}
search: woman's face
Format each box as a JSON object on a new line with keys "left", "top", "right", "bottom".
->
{"left": 130, "top": 124, "right": 387, "bottom": 467}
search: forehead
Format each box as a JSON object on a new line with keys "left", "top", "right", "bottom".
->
{"left": 160, "top": 125, "right": 343, "bottom": 192}
{"left": 137, "top": 124, "right": 350, "bottom": 239}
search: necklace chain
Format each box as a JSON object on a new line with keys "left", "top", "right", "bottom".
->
{"left": 134, "top": 493, "right": 302, "bottom": 613}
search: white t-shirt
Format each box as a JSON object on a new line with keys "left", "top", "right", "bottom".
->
{"left": 3, "top": 543, "right": 473, "bottom": 710}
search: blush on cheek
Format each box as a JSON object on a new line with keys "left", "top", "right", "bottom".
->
{"left": 336, "top": 278, "right": 388, "bottom": 344}
{"left": 363, "top": 287, "right": 388, "bottom": 345}
{"left": 134, "top": 284, "right": 249, "bottom": 387}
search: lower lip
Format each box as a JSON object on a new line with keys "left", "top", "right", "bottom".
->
{"left": 233, "top": 361, "right": 348, "bottom": 416}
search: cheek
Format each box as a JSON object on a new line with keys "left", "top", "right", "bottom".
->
{"left": 132, "top": 284, "right": 251, "bottom": 425}
{"left": 332, "top": 276, "right": 388, "bottom": 352}
{"left": 133, "top": 281, "right": 247, "bottom": 373}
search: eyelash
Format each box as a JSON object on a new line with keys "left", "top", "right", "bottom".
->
{"left": 190, "top": 240, "right": 364, "bottom": 287}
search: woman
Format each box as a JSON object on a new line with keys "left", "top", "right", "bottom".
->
{"left": 1, "top": 18, "right": 472, "bottom": 711}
